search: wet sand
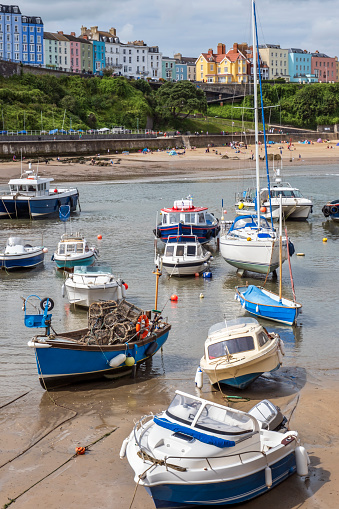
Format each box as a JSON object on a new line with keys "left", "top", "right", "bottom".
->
{"left": 0, "top": 140, "right": 339, "bottom": 183}
{"left": 0, "top": 139, "right": 338, "bottom": 508}
{"left": 0, "top": 370, "right": 338, "bottom": 509}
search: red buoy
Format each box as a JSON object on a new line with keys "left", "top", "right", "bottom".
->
{"left": 260, "top": 206, "right": 266, "bottom": 213}
{"left": 170, "top": 294, "right": 178, "bottom": 302}
{"left": 54, "top": 188, "right": 58, "bottom": 193}
{"left": 123, "top": 283, "right": 128, "bottom": 290}
{"left": 195, "top": 273, "right": 200, "bottom": 277}
{"left": 97, "top": 234, "right": 102, "bottom": 240}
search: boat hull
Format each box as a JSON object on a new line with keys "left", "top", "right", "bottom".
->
{"left": 220, "top": 237, "right": 282, "bottom": 274}
{"left": 158, "top": 224, "right": 218, "bottom": 245}
{"left": 236, "top": 286, "right": 302, "bottom": 326}
{"left": 65, "top": 283, "right": 121, "bottom": 307}
{"left": 0, "top": 191, "right": 79, "bottom": 219}
{"left": 30, "top": 325, "right": 171, "bottom": 389}
{"left": 148, "top": 452, "right": 297, "bottom": 508}
{"left": 54, "top": 252, "right": 96, "bottom": 270}
{"left": 162, "top": 259, "right": 210, "bottom": 277}
{"left": 236, "top": 202, "right": 312, "bottom": 221}
{"left": 0, "top": 250, "right": 44, "bottom": 270}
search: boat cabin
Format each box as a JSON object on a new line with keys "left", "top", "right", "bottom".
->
{"left": 161, "top": 206, "right": 216, "bottom": 227}
{"left": 164, "top": 240, "right": 204, "bottom": 259}
{"left": 57, "top": 234, "right": 89, "bottom": 256}
{"left": 8, "top": 173, "right": 54, "bottom": 197}
{"left": 205, "top": 318, "right": 270, "bottom": 360}
{"left": 261, "top": 183, "right": 304, "bottom": 200}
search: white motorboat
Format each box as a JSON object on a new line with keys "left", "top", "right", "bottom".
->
{"left": 199, "top": 317, "right": 284, "bottom": 389}
{"left": 158, "top": 235, "right": 211, "bottom": 277}
{"left": 53, "top": 232, "right": 98, "bottom": 270}
{"left": 0, "top": 236, "right": 46, "bottom": 270}
{"left": 121, "top": 390, "right": 308, "bottom": 508}
{"left": 235, "top": 169, "right": 313, "bottom": 221}
{"left": 63, "top": 266, "right": 127, "bottom": 307}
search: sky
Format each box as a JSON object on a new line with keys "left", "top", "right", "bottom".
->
{"left": 16, "top": 0, "right": 339, "bottom": 58}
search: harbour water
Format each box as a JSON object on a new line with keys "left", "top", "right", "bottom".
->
{"left": 0, "top": 163, "right": 338, "bottom": 399}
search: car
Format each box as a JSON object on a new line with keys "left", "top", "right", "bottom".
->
{"left": 18, "top": 130, "right": 27, "bottom": 134}
{"left": 111, "top": 126, "right": 124, "bottom": 134}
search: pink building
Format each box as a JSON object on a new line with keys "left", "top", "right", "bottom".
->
{"left": 66, "top": 32, "right": 82, "bottom": 73}
{"left": 311, "top": 51, "right": 337, "bottom": 82}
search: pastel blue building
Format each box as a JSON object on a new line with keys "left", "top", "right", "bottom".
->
{"left": 0, "top": 4, "right": 22, "bottom": 62}
{"left": 21, "top": 14, "right": 43, "bottom": 66}
{"left": 92, "top": 40, "right": 105, "bottom": 75}
{"left": 288, "top": 48, "right": 317, "bottom": 83}
{"left": 175, "top": 61, "right": 187, "bottom": 81}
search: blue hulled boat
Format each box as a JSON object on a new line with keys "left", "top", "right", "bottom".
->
{"left": 24, "top": 295, "right": 171, "bottom": 389}
{"left": 235, "top": 285, "right": 302, "bottom": 326}
{"left": 154, "top": 196, "right": 219, "bottom": 244}
{"left": 0, "top": 170, "right": 79, "bottom": 219}
{"left": 0, "top": 236, "right": 46, "bottom": 270}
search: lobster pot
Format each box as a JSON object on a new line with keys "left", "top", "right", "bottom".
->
{"left": 88, "top": 300, "right": 118, "bottom": 321}
{"left": 115, "top": 300, "right": 144, "bottom": 324}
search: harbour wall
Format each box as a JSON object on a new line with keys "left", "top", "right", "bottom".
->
{"left": 0, "top": 132, "right": 337, "bottom": 160}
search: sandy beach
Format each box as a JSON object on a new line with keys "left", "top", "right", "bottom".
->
{"left": 0, "top": 138, "right": 338, "bottom": 509}
{"left": 0, "top": 139, "right": 338, "bottom": 183}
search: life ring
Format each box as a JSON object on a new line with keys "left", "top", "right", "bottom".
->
{"left": 322, "top": 205, "right": 330, "bottom": 217}
{"left": 40, "top": 297, "right": 54, "bottom": 311}
{"left": 331, "top": 206, "right": 338, "bottom": 214}
{"left": 137, "top": 314, "right": 150, "bottom": 339}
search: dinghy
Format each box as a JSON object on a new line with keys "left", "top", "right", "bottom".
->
{"left": 0, "top": 236, "right": 46, "bottom": 270}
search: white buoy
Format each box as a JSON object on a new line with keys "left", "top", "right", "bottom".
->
{"left": 43, "top": 247, "right": 48, "bottom": 253}
{"left": 265, "top": 465, "right": 272, "bottom": 488}
{"left": 121, "top": 282, "right": 126, "bottom": 298}
{"left": 119, "top": 437, "right": 129, "bottom": 459}
{"left": 277, "top": 349, "right": 283, "bottom": 365}
{"left": 117, "top": 284, "right": 122, "bottom": 300}
{"left": 199, "top": 293, "right": 204, "bottom": 299}
{"left": 295, "top": 446, "right": 309, "bottom": 476}
{"left": 61, "top": 283, "right": 65, "bottom": 298}
{"left": 195, "top": 367, "right": 203, "bottom": 389}
{"left": 279, "top": 338, "right": 285, "bottom": 356}
{"left": 109, "top": 353, "right": 126, "bottom": 368}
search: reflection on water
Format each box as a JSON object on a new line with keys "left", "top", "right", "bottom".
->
{"left": 0, "top": 164, "right": 338, "bottom": 400}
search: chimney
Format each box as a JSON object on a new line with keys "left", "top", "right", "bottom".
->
{"left": 233, "top": 42, "right": 238, "bottom": 52}
{"left": 58, "top": 31, "right": 63, "bottom": 35}
{"left": 91, "top": 26, "right": 98, "bottom": 34}
{"left": 81, "top": 26, "right": 87, "bottom": 35}
{"left": 208, "top": 48, "right": 213, "bottom": 55}
{"left": 217, "top": 43, "right": 225, "bottom": 55}
{"left": 109, "top": 27, "right": 116, "bottom": 36}
{"left": 82, "top": 34, "right": 88, "bottom": 40}
{"left": 71, "top": 32, "right": 76, "bottom": 36}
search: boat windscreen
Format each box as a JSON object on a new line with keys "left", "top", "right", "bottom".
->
{"left": 7, "top": 237, "right": 24, "bottom": 247}
{"left": 166, "top": 393, "right": 202, "bottom": 425}
{"left": 208, "top": 336, "right": 255, "bottom": 359}
{"left": 195, "top": 405, "right": 254, "bottom": 435}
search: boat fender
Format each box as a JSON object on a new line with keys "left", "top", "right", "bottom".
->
{"left": 279, "top": 338, "right": 285, "bottom": 356}
{"left": 288, "top": 240, "right": 295, "bottom": 257}
{"left": 109, "top": 353, "right": 126, "bottom": 368}
{"left": 331, "top": 206, "right": 338, "bottom": 214}
{"left": 125, "top": 355, "right": 135, "bottom": 367}
{"left": 117, "top": 284, "right": 122, "bottom": 300}
{"left": 61, "top": 283, "right": 66, "bottom": 298}
{"left": 51, "top": 254, "right": 54, "bottom": 261}
{"left": 265, "top": 466, "right": 272, "bottom": 488}
{"left": 195, "top": 366, "right": 203, "bottom": 389}
{"left": 295, "top": 446, "right": 309, "bottom": 476}
{"left": 277, "top": 349, "right": 283, "bottom": 365}
{"left": 145, "top": 341, "right": 158, "bottom": 357}
{"left": 322, "top": 205, "right": 330, "bottom": 217}
{"left": 202, "top": 271, "right": 212, "bottom": 278}
{"left": 120, "top": 437, "right": 129, "bottom": 459}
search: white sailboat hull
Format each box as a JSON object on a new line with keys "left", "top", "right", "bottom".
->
{"left": 236, "top": 201, "right": 312, "bottom": 221}
{"left": 220, "top": 236, "right": 286, "bottom": 274}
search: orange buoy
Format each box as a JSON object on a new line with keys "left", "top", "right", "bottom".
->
{"left": 75, "top": 447, "right": 86, "bottom": 455}
{"left": 97, "top": 234, "right": 102, "bottom": 240}
{"left": 195, "top": 273, "right": 200, "bottom": 277}
{"left": 170, "top": 294, "right": 178, "bottom": 302}
{"left": 260, "top": 206, "right": 266, "bottom": 213}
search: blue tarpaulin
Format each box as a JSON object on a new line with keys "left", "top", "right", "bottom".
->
{"left": 241, "top": 285, "right": 282, "bottom": 306}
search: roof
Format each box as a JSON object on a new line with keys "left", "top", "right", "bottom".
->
{"left": 161, "top": 206, "right": 208, "bottom": 213}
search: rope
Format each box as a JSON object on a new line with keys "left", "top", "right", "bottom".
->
{"left": 0, "top": 391, "right": 31, "bottom": 410}
{"left": 137, "top": 450, "right": 187, "bottom": 472}
{"left": 2, "top": 427, "right": 118, "bottom": 509}
{"left": 1, "top": 198, "right": 12, "bottom": 219}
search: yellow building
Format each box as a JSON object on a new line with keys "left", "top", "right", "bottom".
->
{"left": 196, "top": 43, "right": 250, "bottom": 83}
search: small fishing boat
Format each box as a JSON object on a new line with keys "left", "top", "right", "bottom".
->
{"left": 235, "top": 285, "right": 302, "bottom": 326}
{"left": 24, "top": 296, "right": 171, "bottom": 389}
{"left": 322, "top": 200, "right": 339, "bottom": 222}
{"left": 235, "top": 169, "right": 313, "bottom": 221}
{"left": 63, "top": 265, "right": 127, "bottom": 307}
{"left": 121, "top": 389, "right": 308, "bottom": 508}
{"left": 0, "top": 170, "right": 79, "bottom": 219}
{"left": 53, "top": 232, "right": 98, "bottom": 270}
{"left": 199, "top": 317, "right": 284, "bottom": 389}
{"left": 0, "top": 236, "right": 46, "bottom": 270}
{"left": 154, "top": 196, "right": 219, "bottom": 244}
{"left": 157, "top": 235, "right": 211, "bottom": 277}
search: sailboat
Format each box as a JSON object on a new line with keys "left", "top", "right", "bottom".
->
{"left": 219, "top": 9, "right": 289, "bottom": 276}
{"left": 235, "top": 196, "right": 302, "bottom": 326}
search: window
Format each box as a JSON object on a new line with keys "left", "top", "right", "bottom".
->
{"left": 30, "top": 44, "right": 34, "bottom": 52}
{"left": 187, "top": 245, "right": 196, "bottom": 256}
{"left": 208, "top": 336, "right": 255, "bottom": 359}
{"left": 23, "top": 26, "right": 27, "bottom": 32}
{"left": 30, "top": 27, "right": 34, "bottom": 32}
{"left": 6, "top": 25, "right": 10, "bottom": 32}
{"left": 258, "top": 331, "right": 269, "bottom": 347}
{"left": 37, "top": 27, "right": 41, "bottom": 33}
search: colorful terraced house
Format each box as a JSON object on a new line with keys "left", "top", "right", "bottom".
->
{"left": 196, "top": 43, "right": 250, "bottom": 84}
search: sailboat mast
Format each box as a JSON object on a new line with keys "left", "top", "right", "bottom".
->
{"left": 279, "top": 193, "right": 282, "bottom": 300}
{"left": 252, "top": 0, "right": 260, "bottom": 224}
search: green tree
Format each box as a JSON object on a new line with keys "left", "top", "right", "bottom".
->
{"left": 155, "top": 81, "right": 207, "bottom": 122}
